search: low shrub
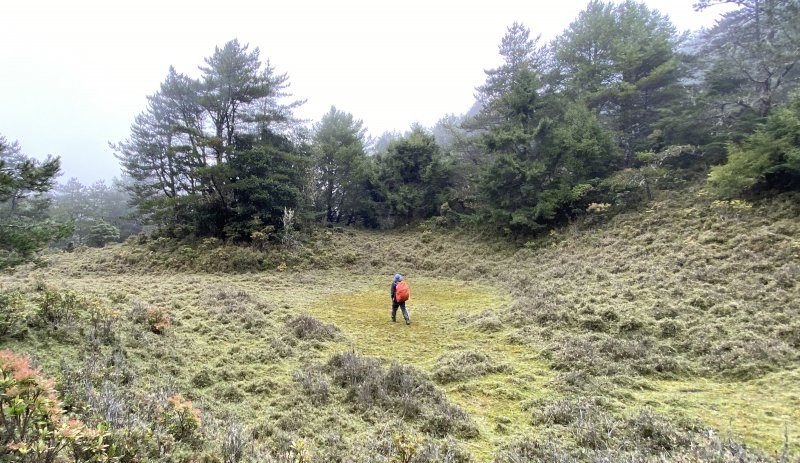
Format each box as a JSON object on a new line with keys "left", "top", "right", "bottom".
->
{"left": 326, "top": 352, "right": 478, "bottom": 439}
{"left": 531, "top": 397, "right": 603, "bottom": 426}
{"left": 267, "top": 336, "right": 296, "bottom": 359}
{"left": 520, "top": 401, "right": 775, "bottom": 462}
{"left": 198, "top": 246, "right": 265, "bottom": 273}
{"left": 504, "top": 295, "right": 571, "bottom": 328}
{"left": 421, "top": 402, "right": 479, "bottom": 439}
{"left": 215, "top": 384, "right": 246, "bottom": 403}
{"left": 777, "top": 322, "right": 800, "bottom": 348}
{"left": 328, "top": 351, "right": 379, "bottom": 385}
{"left": 56, "top": 346, "right": 209, "bottom": 461}
{"left": 162, "top": 393, "right": 202, "bottom": 441}
{"left": 32, "top": 286, "right": 85, "bottom": 329}
{"left": 658, "top": 318, "right": 683, "bottom": 338}
{"left": 293, "top": 365, "right": 331, "bottom": 405}
{"left": 579, "top": 314, "right": 609, "bottom": 332}
{"left": 546, "top": 333, "right": 689, "bottom": 378}
{"left": 0, "top": 290, "right": 28, "bottom": 339}
{"left": 472, "top": 315, "right": 504, "bottom": 333}
{"left": 0, "top": 350, "right": 113, "bottom": 462}
{"left": 286, "top": 313, "right": 341, "bottom": 342}
{"left": 191, "top": 369, "right": 215, "bottom": 389}
{"left": 494, "top": 438, "right": 574, "bottom": 463}
{"left": 146, "top": 306, "right": 171, "bottom": 334}
{"left": 432, "top": 350, "right": 510, "bottom": 384}
{"left": 391, "top": 432, "right": 423, "bottom": 463}
{"left": 702, "top": 337, "right": 795, "bottom": 379}
{"left": 411, "top": 436, "right": 474, "bottom": 463}
{"left": 86, "top": 300, "right": 119, "bottom": 345}
{"left": 624, "top": 408, "right": 688, "bottom": 452}
{"left": 220, "top": 419, "right": 247, "bottom": 463}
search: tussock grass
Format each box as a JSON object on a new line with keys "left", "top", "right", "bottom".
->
{"left": 432, "top": 350, "right": 511, "bottom": 384}
{"left": 286, "top": 313, "right": 342, "bottom": 342}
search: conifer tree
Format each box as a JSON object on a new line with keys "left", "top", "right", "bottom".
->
{"left": 472, "top": 23, "right": 620, "bottom": 234}
{"left": 375, "top": 126, "right": 452, "bottom": 225}
{"left": 114, "top": 40, "right": 305, "bottom": 239}
{"left": 694, "top": 0, "right": 800, "bottom": 137}
{"left": 0, "top": 136, "right": 71, "bottom": 268}
{"left": 551, "top": 0, "right": 684, "bottom": 162}
{"left": 311, "top": 107, "right": 369, "bottom": 224}
{"left": 709, "top": 91, "right": 800, "bottom": 197}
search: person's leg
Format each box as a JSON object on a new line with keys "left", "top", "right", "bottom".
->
{"left": 400, "top": 302, "right": 410, "bottom": 324}
{"left": 391, "top": 301, "right": 398, "bottom": 322}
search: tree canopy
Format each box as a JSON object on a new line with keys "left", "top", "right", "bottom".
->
{"left": 311, "top": 107, "right": 369, "bottom": 225}
{"left": 709, "top": 91, "right": 800, "bottom": 197}
{"left": 114, "top": 39, "right": 308, "bottom": 240}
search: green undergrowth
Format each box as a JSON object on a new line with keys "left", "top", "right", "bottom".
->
{"left": 1, "top": 188, "right": 799, "bottom": 461}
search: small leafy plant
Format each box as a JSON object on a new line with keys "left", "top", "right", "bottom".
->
{"left": 145, "top": 306, "right": 170, "bottom": 334}
{"left": 0, "top": 350, "right": 112, "bottom": 462}
{"left": 162, "top": 393, "right": 202, "bottom": 441}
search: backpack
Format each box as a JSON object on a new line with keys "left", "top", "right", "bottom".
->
{"left": 395, "top": 280, "right": 410, "bottom": 303}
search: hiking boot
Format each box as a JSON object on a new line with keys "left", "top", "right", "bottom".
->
{"left": 406, "top": 320, "right": 411, "bottom": 325}
{"left": 392, "top": 319, "right": 396, "bottom": 323}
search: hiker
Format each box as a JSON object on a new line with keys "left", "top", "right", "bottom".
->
{"left": 391, "top": 273, "right": 411, "bottom": 325}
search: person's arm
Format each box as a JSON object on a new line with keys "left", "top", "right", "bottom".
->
{"left": 391, "top": 282, "right": 396, "bottom": 300}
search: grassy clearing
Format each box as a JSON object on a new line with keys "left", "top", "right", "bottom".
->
{"left": 310, "top": 278, "right": 509, "bottom": 366}
{"left": 309, "top": 278, "right": 551, "bottom": 459}
{"left": 0, "top": 267, "right": 525, "bottom": 459}
{"left": 1, "top": 189, "right": 799, "bottom": 461}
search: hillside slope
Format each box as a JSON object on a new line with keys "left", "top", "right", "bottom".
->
{"left": 1, "top": 188, "right": 798, "bottom": 462}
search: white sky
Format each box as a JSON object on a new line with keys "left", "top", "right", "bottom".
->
{"left": 0, "top": 0, "right": 729, "bottom": 184}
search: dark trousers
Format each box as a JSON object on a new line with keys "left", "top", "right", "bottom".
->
{"left": 392, "top": 300, "right": 410, "bottom": 322}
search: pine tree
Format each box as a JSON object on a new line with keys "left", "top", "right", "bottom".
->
{"left": 224, "top": 131, "right": 310, "bottom": 240}
{"left": 692, "top": 0, "right": 800, "bottom": 142}
{"left": 473, "top": 22, "right": 621, "bottom": 234}
{"left": 114, "top": 40, "right": 305, "bottom": 239}
{"left": 0, "top": 136, "right": 71, "bottom": 268}
{"left": 311, "top": 107, "right": 369, "bottom": 224}
{"left": 709, "top": 91, "right": 800, "bottom": 197}
{"left": 551, "top": 0, "right": 684, "bottom": 163}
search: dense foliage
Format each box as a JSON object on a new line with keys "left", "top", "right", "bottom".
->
{"left": 310, "top": 107, "right": 370, "bottom": 225}
{"left": 694, "top": 0, "right": 800, "bottom": 130}
{"left": 551, "top": 0, "right": 684, "bottom": 160}
{"left": 373, "top": 126, "right": 453, "bottom": 227}
{"left": 102, "top": 1, "right": 800, "bottom": 241}
{"left": 471, "top": 23, "right": 621, "bottom": 233}
{"left": 0, "top": 137, "right": 71, "bottom": 269}
{"left": 112, "top": 39, "right": 308, "bottom": 240}
{"left": 709, "top": 91, "right": 800, "bottom": 197}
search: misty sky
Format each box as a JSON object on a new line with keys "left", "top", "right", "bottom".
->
{"left": 1, "top": 0, "right": 730, "bottom": 184}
